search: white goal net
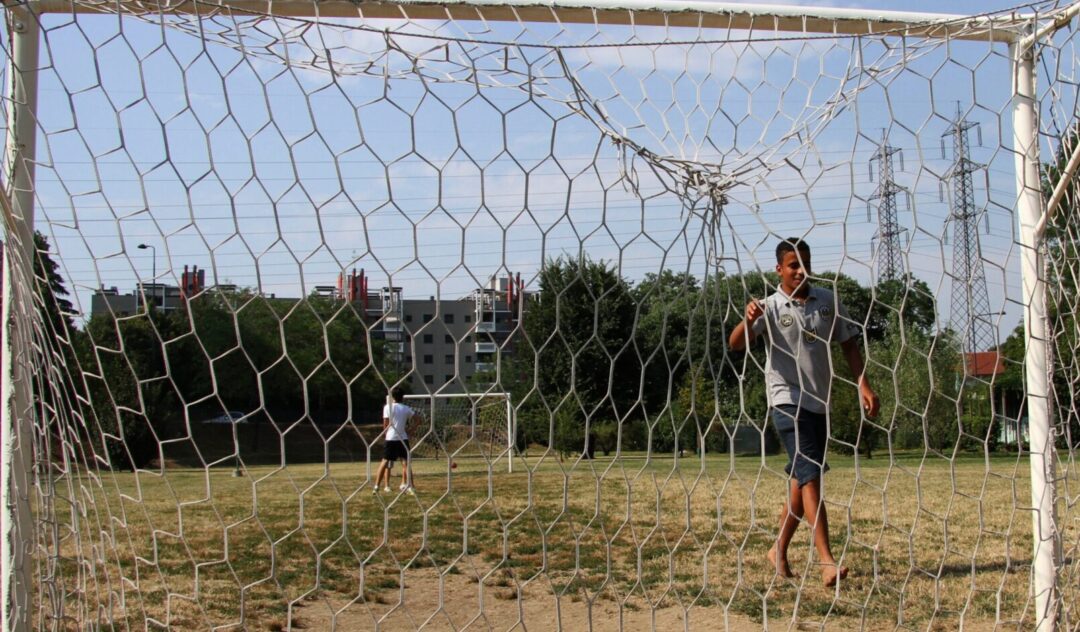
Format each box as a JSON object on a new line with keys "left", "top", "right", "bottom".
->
{"left": 3, "top": 0, "right": 1080, "bottom": 630}
{"left": 403, "top": 393, "right": 513, "bottom": 466}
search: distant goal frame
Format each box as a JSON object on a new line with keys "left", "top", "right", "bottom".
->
{"left": 403, "top": 392, "right": 516, "bottom": 473}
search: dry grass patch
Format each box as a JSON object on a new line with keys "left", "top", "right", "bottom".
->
{"left": 40, "top": 450, "right": 1075, "bottom": 629}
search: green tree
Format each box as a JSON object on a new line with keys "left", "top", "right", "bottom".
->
{"left": 633, "top": 270, "right": 700, "bottom": 414}
{"left": 634, "top": 270, "right": 715, "bottom": 451}
{"left": 77, "top": 310, "right": 179, "bottom": 470}
{"left": 996, "top": 323, "right": 1025, "bottom": 394}
{"left": 994, "top": 126, "right": 1080, "bottom": 451}
{"left": 1043, "top": 126, "right": 1080, "bottom": 450}
{"left": 509, "top": 257, "right": 637, "bottom": 456}
{"left": 30, "top": 232, "right": 90, "bottom": 472}
{"left": 670, "top": 367, "right": 744, "bottom": 455}
{"left": 33, "top": 232, "right": 77, "bottom": 333}
{"left": 76, "top": 288, "right": 395, "bottom": 469}
{"left": 868, "top": 276, "right": 938, "bottom": 339}
{"left": 830, "top": 326, "right": 962, "bottom": 456}
{"left": 179, "top": 290, "right": 393, "bottom": 422}
{"left": 816, "top": 273, "right": 942, "bottom": 455}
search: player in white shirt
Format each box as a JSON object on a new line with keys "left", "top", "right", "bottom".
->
{"left": 374, "top": 388, "right": 416, "bottom": 494}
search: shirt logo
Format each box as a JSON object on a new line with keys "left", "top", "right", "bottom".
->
{"left": 780, "top": 314, "right": 794, "bottom": 327}
{"left": 821, "top": 305, "right": 833, "bottom": 318}
{"left": 803, "top": 329, "right": 818, "bottom": 343}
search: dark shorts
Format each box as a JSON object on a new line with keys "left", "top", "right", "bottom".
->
{"left": 772, "top": 405, "right": 829, "bottom": 487}
{"left": 383, "top": 440, "right": 410, "bottom": 463}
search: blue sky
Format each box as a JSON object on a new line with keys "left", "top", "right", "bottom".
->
{"left": 18, "top": 0, "right": 1073, "bottom": 346}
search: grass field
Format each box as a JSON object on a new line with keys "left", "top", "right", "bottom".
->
{"left": 44, "top": 450, "right": 1075, "bottom": 630}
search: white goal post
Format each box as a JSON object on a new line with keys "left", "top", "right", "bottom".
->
{"left": 3, "top": 0, "right": 1079, "bottom": 630}
{"left": 403, "top": 392, "right": 515, "bottom": 472}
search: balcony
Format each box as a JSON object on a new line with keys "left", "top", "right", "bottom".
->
{"left": 475, "top": 362, "right": 496, "bottom": 373}
{"left": 475, "top": 342, "right": 497, "bottom": 354}
{"left": 379, "top": 329, "right": 404, "bottom": 342}
{"left": 476, "top": 321, "right": 496, "bottom": 333}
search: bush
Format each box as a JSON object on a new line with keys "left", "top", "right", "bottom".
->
{"left": 591, "top": 421, "right": 619, "bottom": 456}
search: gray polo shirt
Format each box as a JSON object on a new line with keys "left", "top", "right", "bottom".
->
{"left": 749, "top": 286, "right": 859, "bottom": 414}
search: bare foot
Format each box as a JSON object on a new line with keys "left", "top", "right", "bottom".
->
{"left": 767, "top": 546, "right": 794, "bottom": 578}
{"left": 821, "top": 562, "right": 849, "bottom": 587}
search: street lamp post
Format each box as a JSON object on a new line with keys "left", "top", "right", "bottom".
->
{"left": 137, "top": 243, "right": 157, "bottom": 310}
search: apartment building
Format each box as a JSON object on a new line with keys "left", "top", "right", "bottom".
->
{"left": 90, "top": 266, "right": 208, "bottom": 317}
{"left": 90, "top": 269, "right": 528, "bottom": 394}
{"left": 348, "top": 272, "right": 526, "bottom": 394}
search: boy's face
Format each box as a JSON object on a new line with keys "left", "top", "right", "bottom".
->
{"left": 776, "top": 248, "right": 811, "bottom": 296}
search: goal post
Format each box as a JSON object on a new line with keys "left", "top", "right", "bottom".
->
{"left": 1012, "top": 40, "right": 1057, "bottom": 631}
{"left": 3, "top": 0, "right": 1080, "bottom": 629}
{"left": 403, "top": 392, "right": 516, "bottom": 472}
{"left": 2, "top": 8, "right": 40, "bottom": 632}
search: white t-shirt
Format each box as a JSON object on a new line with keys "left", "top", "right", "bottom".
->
{"left": 382, "top": 402, "right": 414, "bottom": 441}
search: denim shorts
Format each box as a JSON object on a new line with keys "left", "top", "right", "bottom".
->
{"left": 771, "top": 404, "right": 829, "bottom": 487}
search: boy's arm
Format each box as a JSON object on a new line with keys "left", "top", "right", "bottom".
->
{"left": 729, "top": 300, "right": 764, "bottom": 351}
{"left": 840, "top": 338, "right": 880, "bottom": 418}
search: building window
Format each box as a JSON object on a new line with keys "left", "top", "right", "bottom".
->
{"left": 424, "top": 375, "right": 433, "bottom": 384}
{"left": 423, "top": 313, "right": 432, "bottom": 323}
{"left": 445, "top": 334, "right": 454, "bottom": 344}
{"left": 423, "top": 334, "right": 433, "bottom": 344}
{"left": 405, "top": 356, "right": 412, "bottom": 363}
{"left": 445, "top": 374, "right": 454, "bottom": 383}
{"left": 465, "top": 314, "right": 472, "bottom": 323}
{"left": 445, "top": 354, "right": 454, "bottom": 364}
{"left": 444, "top": 313, "right": 454, "bottom": 324}
{"left": 404, "top": 314, "right": 412, "bottom": 322}
{"left": 465, "top": 355, "right": 472, "bottom": 363}
{"left": 423, "top": 354, "right": 433, "bottom": 364}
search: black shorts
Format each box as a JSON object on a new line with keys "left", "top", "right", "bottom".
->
{"left": 772, "top": 405, "right": 829, "bottom": 487}
{"left": 383, "top": 440, "right": 410, "bottom": 463}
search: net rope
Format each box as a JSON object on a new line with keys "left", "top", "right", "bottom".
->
{"left": 4, "top": 0, "right": 1080, "bottom": 628}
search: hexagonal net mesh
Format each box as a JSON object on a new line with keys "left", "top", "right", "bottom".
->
{"left": 3, "top": 0, "right": 1080, "bottom": 629}
{"left": 403, "top": 393, "right": 512, "bottom": 463}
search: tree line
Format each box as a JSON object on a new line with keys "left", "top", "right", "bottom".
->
{"left": 31, "top": 237, "right": 397, "bottom": 469}
{"left": 502, "top": 256, "right": 994, "bottom": 459}
{"left": 25, "top": 220, "right": 1076, "bottom": 470}
{"left": 501, "top": 127, "right": 1080, "bottom": 459}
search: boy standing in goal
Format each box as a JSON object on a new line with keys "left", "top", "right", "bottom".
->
{"left": 728, "top": 237, "right": 880, "bottom": 586}
{"left": 374, "top": 388, "right": 416, "bottom": 495}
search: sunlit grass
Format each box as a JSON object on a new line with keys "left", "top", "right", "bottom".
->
{"left": 43, "top": 449, "right": 1072, "bottom": 630}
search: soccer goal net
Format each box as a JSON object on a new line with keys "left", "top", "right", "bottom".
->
{"left": 403, "top": 392, "right": 513, "bottom": 466}
{"left": 3, "top": 0, "right": 1080, "bottom": 629}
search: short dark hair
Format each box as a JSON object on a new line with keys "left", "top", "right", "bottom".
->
{"left": 776, "top": 237, "right": 810, "bottom": 263}
{"left": 391, "top": 387, "right": 405, "bottom": 403}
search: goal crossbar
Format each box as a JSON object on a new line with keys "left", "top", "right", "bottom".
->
{"left": 27, "top": 0, "right": 1025, "bottom": 41}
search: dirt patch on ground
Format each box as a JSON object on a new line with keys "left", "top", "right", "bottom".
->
{"left": 291, "top": 568, "right": 860, "bottom": 631}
